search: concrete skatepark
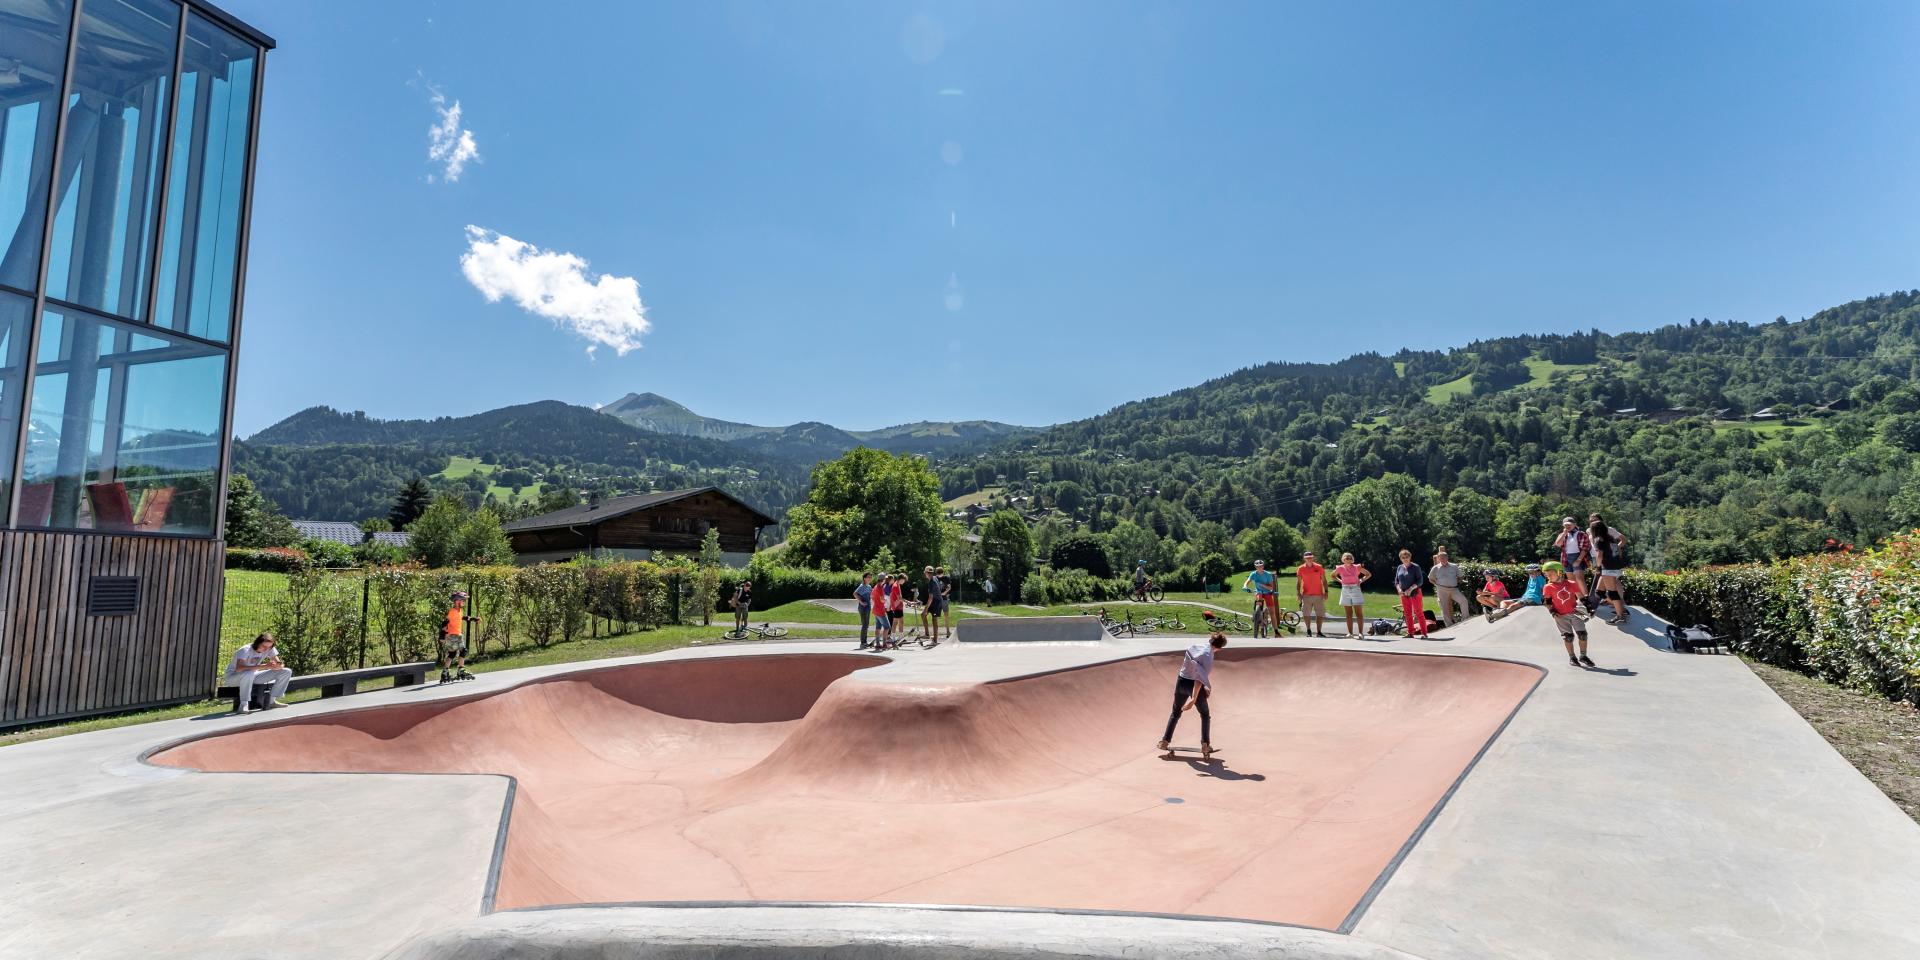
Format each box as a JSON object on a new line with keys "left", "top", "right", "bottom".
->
{"left": 4, "top": 607, "right": 1920, "bottom": 959}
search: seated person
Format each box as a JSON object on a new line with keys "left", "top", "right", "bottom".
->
{"left": 1520, "top": 564, "right": 1548, "bottom": 605}
{"left": 1476, "top": 576, "right": 1511, "bottom": 612}
{"left": 225, "top": 633, "right": 291, "bottom": 713}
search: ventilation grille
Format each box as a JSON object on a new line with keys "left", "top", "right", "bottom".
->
{"left": 88, "top": 577, "right": 140, "bottom": 616}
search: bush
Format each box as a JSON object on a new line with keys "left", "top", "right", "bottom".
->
{"left": 226, "top": 546, "right": 307, "bottom": 573}
{"left": 300, "top": 537, "right": 358, "bottom": 568}
{"left": 746, "top": 564, "right": 866, "bottom": 608}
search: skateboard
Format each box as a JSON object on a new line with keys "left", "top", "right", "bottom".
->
{"left": 1161, "top": 745, "right": 1219, "bottom": 760}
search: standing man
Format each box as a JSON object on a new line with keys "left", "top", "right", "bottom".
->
{"left": 1393, "top": 549, "right": 1429, "bottom": 639}
{"left": 1133, "top": 561, "right": 1151, "bottom": 602}
{"left": 1295, "top": 551, "right": 1329, "bottom": 638}
{"left": 854, "top": 572, "right": 875, "bottom": 649}
{"left": 936, "top": 567, "right": 956, "bottom": 639}
{"left": 1157, "top": 633, "right": 1228, "bottom": 760}
{"left": 225, "top": 633, "right": 292, "bottom": 713}
{"left": 1427, "top": 550, "right": 1467, "bottom": 627}
{"left": 921, "top": 566, "right": 939, "bottom": 638}
{"left": 730, "top": 580, "right": 753, "bottom": 633}
{"left": 982, "top": 574, "right": 995, "bottom": 608}
{"left": 1244, "top": 560, "right": 1278, "bottom": 638}
{"left": 440, "top": 592, "right": 476, "bottom": 683}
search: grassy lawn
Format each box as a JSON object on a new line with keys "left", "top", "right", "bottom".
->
{"left": 435, "top": 455, "right": 544, "bottom": 505}
{"left": 1711, "top": 418, "right": 1823, "bottom": 450}
{"left": 1425, "top": 373, "right": 1474, "bottom": 404}
{"left": 943, "top": 486, "right": 1003, "bottom": 510}
{"left": 1747, "top": 660, "right": 1920, "bottom": 825}
{"left": 1393, "top": 360, "right": 1407, "bottom": 377}
{"left": 1522, "top": 357, "right": 1596, "bottom": 388}
{"left": 0, "top": 621, "right": 849, "bottom": 750}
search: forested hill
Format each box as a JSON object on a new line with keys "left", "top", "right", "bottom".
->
{"left": 940, "top": 291, "right": 1920, "bottom": 569}
{"left": 237, "top": 401, "right": 807, "bottom": 526}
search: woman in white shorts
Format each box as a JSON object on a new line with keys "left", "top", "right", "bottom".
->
{"left": 1333, "top": 552, "right": 1371, "bottom": 638}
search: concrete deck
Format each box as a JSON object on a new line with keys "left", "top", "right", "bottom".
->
{"left": 3, "top": 607, "right": 1918, "bottom": 959}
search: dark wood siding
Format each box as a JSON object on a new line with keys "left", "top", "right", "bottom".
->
{"left": 0, "top": 531, "right": 225, "bottom": 728}
{"left": 507, "top": 491, "right": 763, "bottom": 557}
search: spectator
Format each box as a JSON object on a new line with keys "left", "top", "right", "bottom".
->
{"left": 1393, "top": 549, "right": 1429, "bottom": 639}
{"left": 226, "top": 633, "right": 291, "bottom": 713}
{"left": 1477, "top": 574, "right": 1516, "bottom": 619}
{"left": 1552, "top": 518, "right": 1590, "bottom": 596}
{"left": 854, "top": 572, "right": 875, "bottom": 649}
{"left": 1244, "top": 559, "right": 1279, "bottom": 638}
{"left": 1334, "top": 552, "right": 1371, "bottom": 638}
{"left": 730, "top": 580, "right": 753, "bottom": 632}
{"left": 1519, "top": 563, "right": 1548, "bottom": 606}
{"left": 1427, "top": 550, "right": 1467, "bottom": 626}
{"left": 935, "top": 567, "right": 955, "bottom": 640}
{"left": 1295, "top": 551, "right": 1329, "bottom": 638}
{"left": 1589, "top": 519, "right": 1631, "bottom": 624}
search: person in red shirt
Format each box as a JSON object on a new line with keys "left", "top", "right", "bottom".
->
{"left": 1543, "top": 561, "right": 1592, "bottom": 668}
{"left": 1295, "top": 552, "right": 1329, "bottom": 638}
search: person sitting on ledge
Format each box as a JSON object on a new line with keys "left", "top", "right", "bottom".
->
{"left": 225, "top": 633, "right": 291, "bottom": 714}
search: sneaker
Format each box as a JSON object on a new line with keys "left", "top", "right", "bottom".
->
{"left": 270, "top": 699, "right": 291, "bottom": 708}
{"left": 1569, "top": 655, "right": 1581, "bottom": 666}
{"left": 440, "top": 671, "right": 453, "bottom": 683}
{"left": 1155, "top": 739, "right": 1171, "bottom": 751}
{"left": 1578, "top": 655, "right": 1595, "bottom": 667}
{"left": 237, "top": 704, "right": 252, "bottom": 714}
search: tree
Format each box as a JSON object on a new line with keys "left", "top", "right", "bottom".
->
{"left": 536, "top": 485, "right": 581, "bottom": 514}
{"left": 786, "top": 448, "right": 945, "bottom": 572}
{"left": 389, "top": 476, "right": 432, "bottom": 530}
{"left": 358, "top": 517, "right": 393, "bottom": 534}
{"left": 1438, "top": 487, "right": 1498, "bottom": 560}
{"left": 453, "top": 508, "right": 514, "bottom": 566}
{"left": 1236, "top": 517, "right": 1305, "bottom": 570}
{"left": 979, "top": 510, "right": 1034, "bottom": 598}
{"left": 1196, "top": 552, "right": 1233, "bottom": 588}
{"left": 1050, "top": 533, "right": 1113, "bottom": 578}
{"left": 224, "top": 474, "right": 298, "bottom": 547}
{"left": 408, "top": 496, "right": 466, "bottom": 568}
{"left": 1104, "top": 519, "right": 1170, "bottom": 573}
{"left": 1879, "top": 413, "right": 1920, "bottom": 453}
{"left": 1890, "top": 474, "right": 1920, "bottom": 530}
{"left": 1306, "top": 474, "right": 1440, "bottom": 572}
{"left": 699, "top": 527, "right": 724, "bottom": 567}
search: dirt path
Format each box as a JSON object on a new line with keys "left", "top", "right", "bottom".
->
{"left": 1747, "top": 660, "right": 1920, "bottom": 825}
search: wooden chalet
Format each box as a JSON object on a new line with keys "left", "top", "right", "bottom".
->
{"left": 501, "top": 487, "right": 776, "bottom": 565}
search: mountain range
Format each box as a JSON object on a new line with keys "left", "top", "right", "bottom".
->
{"left": 236, "top": 289, "right": 1920, "bottom": 570}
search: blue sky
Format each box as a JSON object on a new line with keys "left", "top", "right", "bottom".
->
{"left": 225, "top": 0, "right": 1920, "bottom": 436}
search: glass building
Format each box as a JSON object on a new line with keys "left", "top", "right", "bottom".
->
{"left": 0, "top": 0, "right": 271, "bottom": 727}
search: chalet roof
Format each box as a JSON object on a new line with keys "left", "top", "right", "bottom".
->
{"left": 369, "top": 531, "right": 411, "bottom": 548}
{"left": 293, "top": 520, "right": 364, "bottom": 545}
{"left": 500, "top": 486, "right": 777, "bottom": 535}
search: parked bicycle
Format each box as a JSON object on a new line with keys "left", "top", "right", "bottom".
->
{"left": 1200, "top": 609, "right": 1252, "bottom": 633}
{"left": 1131, "top": 578, "right": 1166, "bottom": 603}
{"left": 1140, "top": 613, "right": 1187, "bottom": 632}
{"left": 722, "top": 622, "right": 790, "bottom": 642}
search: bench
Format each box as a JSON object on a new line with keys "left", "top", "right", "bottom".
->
{"left": 218, "top": 662, "right": 434, "bottom": 710}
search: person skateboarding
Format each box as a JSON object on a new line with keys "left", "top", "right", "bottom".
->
{"left": 440, "top": 591, "right": 476, "bottom": 683}
{"left": 1157, "top": 632, "right": 1228, "bottom": 759}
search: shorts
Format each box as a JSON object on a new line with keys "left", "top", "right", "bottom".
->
{"left": 1339, "top": 585, "right": 1364, "bottom": 607}
{"left": 441, "top": 635, "right": 467, "bottom": 654}
{"left": 1300, "top": 594, "right": 1326, "bottom": 616}
{"left": 1561, "top": 557, "right": 1585, "bottom": 572}
{"left": 1553, "top": 613, "right": 1587, "bottom": 637}
{"left": 929, "top": 600, "right": 946, "bottom": 616}
{"left": 1600, "top": 569, "right": 1624, "bottom": 579}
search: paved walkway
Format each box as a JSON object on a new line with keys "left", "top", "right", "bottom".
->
{"left": 2, "top": 607, "right": 1917, "bottom": 959}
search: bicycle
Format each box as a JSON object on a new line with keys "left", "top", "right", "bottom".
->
{"left": 1131, "top": 578, "right": 1165, "bottom": 603}
{"left": 721, "top": 622, "right": 790, "bottom": 641}
{"left": 1140, "top": 613, "right": 1187, "bottom": 632}
{"left": 1102, "top": 609, "right": 1149, "bottom": 638}
{"left": 1200, "top": 609, "right": 1252, "bottom": 633}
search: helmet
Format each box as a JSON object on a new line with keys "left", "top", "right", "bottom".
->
{"left": 451, "top": 591, "right": 469, "bottom": 601}
{"left": 1541, "top": 561, "right": 1564, "bottom": 573}
{"left": 1523, "top": 563, "right": 1542, "bottom": 572}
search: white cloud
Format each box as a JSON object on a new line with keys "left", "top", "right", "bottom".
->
{"left": 460, "top": 226, "right": 651, "bottom": 356}
{"left": 426, "top": 89, "right": 479, "bottom": 182}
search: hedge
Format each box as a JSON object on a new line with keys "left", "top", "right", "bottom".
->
{"left": 226, "top": 546, "right": 308, "bottom": 572}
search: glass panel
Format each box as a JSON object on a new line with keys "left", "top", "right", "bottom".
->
{"left": 154, "top": 13, "right": 255, "bottom": 342}
{"left": 21, "top": 305, "right": 226, "bottom": 535}
{"left": 0, "top": 290, "right": 31, "bottom": 515}
{"left": 0, "top": 0, "right": 73, "bottom": 292}
{"left": 44, "top": 0, "right": 177, "bottom": 322}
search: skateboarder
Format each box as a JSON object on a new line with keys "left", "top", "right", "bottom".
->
{"left": 1157, "top": 632, "right": 1228, "bottom": 758}
{"left": 440, "top": 592, "right": 476, "bottom": 683}
{"left": 1543, "top": 561, "right": 1595, "bottom": 668}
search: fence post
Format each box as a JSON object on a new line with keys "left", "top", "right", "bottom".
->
{"left": 359, "top": 572, "right": 371, "bottom": 669}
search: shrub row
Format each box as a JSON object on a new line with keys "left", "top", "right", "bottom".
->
{"left": 1018, "top": 568, "right": 1137, "bottom": 606}
{"left": 226, "top": 546, "right": 308, "bottom": 573}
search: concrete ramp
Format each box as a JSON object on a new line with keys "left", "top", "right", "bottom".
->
{"left": 155, "top": 648, "right": 1540, "bottom": 930}
{"left": 957, "top": 614, "right": 1106, "bottom": 643}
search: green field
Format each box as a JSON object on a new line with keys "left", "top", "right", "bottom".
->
{"left": 1425, "top": 373, "right": 1474, "bottom": 404}
{"left": 1711, "top": 418, "right": 1822, "bottom": 450}
{"left": 435, "top": 455, "right": 545, "bottom": 505}
{"left": 1522, "top": 357, "right": 1597, "bottom": 388}
{"left": 943, "top": 486, "right": 1003, "bottom": 510}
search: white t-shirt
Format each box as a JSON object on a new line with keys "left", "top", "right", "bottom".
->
{"left": 1179, "top": 643, "right": 1216, "bottom": 687}
{"left": 226, "top": 645, "right": 276, "bottom": 678}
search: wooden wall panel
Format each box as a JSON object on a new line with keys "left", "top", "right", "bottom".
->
{"left": 0, "top": 531, "right": 224, "bottom": 728}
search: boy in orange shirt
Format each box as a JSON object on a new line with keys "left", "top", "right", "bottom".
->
{"left": 440, "top": 591, "right": 477, "bottom": 683}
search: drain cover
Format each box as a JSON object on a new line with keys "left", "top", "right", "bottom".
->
{"left": 1164, "top": 797, "right": 1185, "bottom": 804}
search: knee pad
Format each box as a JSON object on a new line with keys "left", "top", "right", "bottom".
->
{"left": 1559, "top": 632, "right": 1574, "bottom": 643}
{"left": 1607, "top": 590, "right": 1623, "bottom": 601}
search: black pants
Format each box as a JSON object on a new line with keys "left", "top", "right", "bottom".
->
{"left": 858, "top": 608, "right": 870, "bottom": 646}
{"left": 1162, "top": 676, "right": 1210, "bottom": 743}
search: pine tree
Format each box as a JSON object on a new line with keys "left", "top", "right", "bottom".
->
{"left": 388, "top": 476, "right": 432, "bottom": 530}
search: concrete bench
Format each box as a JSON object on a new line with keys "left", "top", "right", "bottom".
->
{"left": 957, "top": 615, "right": 1106, "bottom": 643}
{"left": 218, "top": 662, "right": 433, "bottom": 709}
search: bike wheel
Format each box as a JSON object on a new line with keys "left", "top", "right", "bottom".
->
{"left": 764, "top": 625, "right": 789, "bottom": 639}
{"left": 1148, "top": 586, "right": 1165, "bottom": 602}
{"left": 1277, "top": 610, "right": 1302, "bottom": 628}
{"left": 1165, "top": 617, "right": 1185, "bottom": 631}
{"left": 722, "top": 628, "right": 749, "bottom": 641}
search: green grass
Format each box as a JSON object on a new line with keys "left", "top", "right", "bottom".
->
{"left": 1424, "top": 373, "right": 1474, "bottom": 404}
{"left": 434, "top": 455, "right": 545, "bottom": 505}
{"left": 1711, "top": 418, "right": 1824, "bottom": 450}
{"left": 0, "top": 620, "right": 849, "bottom": 749}
{"left": 1393, "top": 361, "right": 1407, "bottom": 377}
{"left": 943, "top": 486, "right": 1003, "bottom": 510}
{"left": 1521, "top": 357, "right": 1597, "bottom": 388}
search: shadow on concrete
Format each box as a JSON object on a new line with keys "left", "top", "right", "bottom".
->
{"left": 1161, "top": 756, "right": 1267, "bottom": 782}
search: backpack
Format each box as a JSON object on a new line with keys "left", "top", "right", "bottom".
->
{"left": 1369, "top": 618, "right": 1400, "bottom": 636}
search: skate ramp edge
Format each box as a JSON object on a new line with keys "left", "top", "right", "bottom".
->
{"left": 383, "top": 904, "right": 1434, "bottom": 960}
{"left": 957, "top": 615, "right": 1106, "bottom": 643}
